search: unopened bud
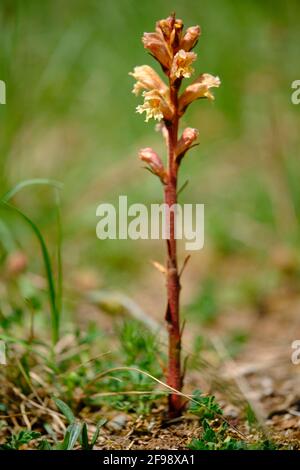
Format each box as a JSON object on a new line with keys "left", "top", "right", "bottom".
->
{"left": 139, "top": 147, "right": 167, "bottom": 183}
{"left": 180, "top": 26, "right": 201, "bottom": 51}
{"left": 157, "top": 16, "right": 174, "bottom": 40}
{"left": 142, "top": 32, "right": 172, "bottom": 71}
{"left": 170, "top": 18, "right": 184, "bottom": 49}
{"left": 176, "top": 128, "right": 199, "bottom": 158}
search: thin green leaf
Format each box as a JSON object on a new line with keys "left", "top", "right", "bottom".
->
{"left": 1, "top": 178, "right": 63, "bottom": 203}
{"left": 65, "top": 422, "right": 82, "bottom": 450}
{"left": 81, "top": 423, "right": 89, "bottom": 450}
{"left": 55, "top": 189, "right": 63, "bottom": 317}
{"left": 1, "top": 202, "right": 60, "bottom": 344}
{"left": 55, "top": 430, "right": 70, "bottom": 450}
{"left": 1, "top": 178, "right": 63, "bottom": 344}
{"left": 177, "top": 179, "right": 189, "bottom": 197}
{"left": 52, "top": 397, "right": 75, "bottom": 424}
{"left": 0, "top": 219, "right": 16, "bottom": 252}
{"left": 90, "top": 419, "right": 107, "bottom": 448}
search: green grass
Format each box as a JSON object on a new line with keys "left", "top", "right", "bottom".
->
{"left": 1, "top": 179, "right": 63, "bottom": 344}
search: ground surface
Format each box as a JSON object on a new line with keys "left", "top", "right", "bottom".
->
{"left": 1, "top": 256, "right": 300, "bottom": 450}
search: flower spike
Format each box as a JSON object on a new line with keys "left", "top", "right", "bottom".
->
{"left": 130, "top": 13, "right": 220, "bottom": 418}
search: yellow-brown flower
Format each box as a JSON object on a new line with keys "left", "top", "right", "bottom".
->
{"left": 129, "top": 65, "right": 167, "bottom": 96}
{"left": 142, "top": 15, "right": 187, "bottom": 73}
{"left": 136, "top": 89, "right": 173, "bottom": 122}
{"left": 170, "top": 50, "right": 197, "bottom": 80}
{"left": 179, "top": 73, "right": 221, "bottom": 114}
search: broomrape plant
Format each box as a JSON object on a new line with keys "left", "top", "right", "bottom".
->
{"left": 130, "top": 13, "right": 220, "bottom": 417}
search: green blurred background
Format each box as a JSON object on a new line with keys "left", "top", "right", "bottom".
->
{"left": 1, "top": 0, "right": 300, "bottom": 328}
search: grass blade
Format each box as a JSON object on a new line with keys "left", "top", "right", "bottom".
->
{"left": 90, "top": 419, "right": 106, "bottom": 448}
{"left": 1, "top": 178, "right": 63, "bottom": 345}
{"left": 55, "top": 422, "right": 82, "bottom": 450}
{"left": 1, "top": 202, "right": 60, "bottom": 344}
{"left": 54, "top": 189, "right": 63, "bottom": 317}
{"left": 52, "top": 397, "right": 75, "bottom": 424}
{"left": 1, "top": 178, "right": 63, "bottom": 203}
{"left": 81, "top": 423, "right": 89, "bottom": 450}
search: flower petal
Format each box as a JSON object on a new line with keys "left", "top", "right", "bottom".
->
{"left": 129, "top": 65, "right": 167, "bottom": 96}
{"left": 179, "top": 73, "right": 221, "bottom": 113}
{"left": 170, "top": 50, "right": 197, "bottom": 80}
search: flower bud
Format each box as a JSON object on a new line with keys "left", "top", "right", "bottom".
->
{"left": 179, "top": 73, "right": 221, "bottom": 114}
{"left": 170, "top": 18, "right": 184, "bottom": 50}
{"left": 142, "top": 32, "right": 172, "bottom": 71}
{"left": 180, "top": 26, "right": 201, "bottom": 51}
{"left": 176, "top": 128, "right": 199, "bottom": 158}
{"left": 139, "top": 147, "right": 167, "bottom": 183}
{"left": 157, "top": 16, "right": 175, "bottom": 40}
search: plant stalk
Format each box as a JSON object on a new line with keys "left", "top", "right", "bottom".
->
{"left": 164, "top": 82, "right": 182, "bottom": 417}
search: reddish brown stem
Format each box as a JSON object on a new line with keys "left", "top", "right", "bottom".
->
{"left": 164, "top": 83, "right": 182, "bottom": 418}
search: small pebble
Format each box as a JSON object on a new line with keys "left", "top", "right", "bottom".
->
{"left": 107, "top": 414, "right": 128, "bottom": 431}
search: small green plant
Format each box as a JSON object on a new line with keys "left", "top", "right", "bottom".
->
{"left": 42, "top": 397, "right": 107, "bottom": 450}
{"left": 189, "top": 390, "right": 248, "bottom": 450}
{"left": 0, "top": 430, "right": 41, "bottom": 450}
{"left": 189, "top": 420, "right": 247, "bottom": 450}
{"left": 189, "top": 390, "right": 223, "bottom": 420}
{"left": 189, "top": 390, "right": 278, "bottom": 450}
